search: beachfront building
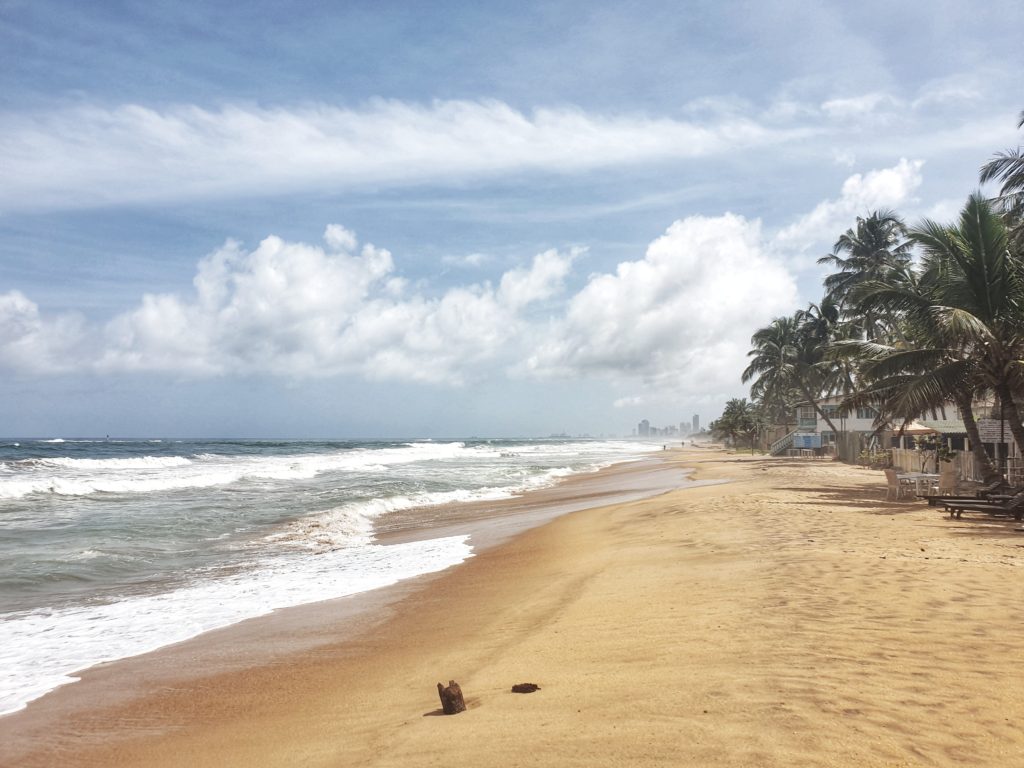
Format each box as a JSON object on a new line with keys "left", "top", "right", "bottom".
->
{"left": 768, "top": 396, "right": 887, "bottom": 457}
{"left": 772, "top": 396, "right": 968, "bottom": 456}
{"left": 772, "top": 396, "right": 1023, "bottom": 482}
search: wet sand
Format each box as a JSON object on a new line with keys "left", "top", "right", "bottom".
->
{"left": 4, "top": 448, "right": 1024, "bottom": 766}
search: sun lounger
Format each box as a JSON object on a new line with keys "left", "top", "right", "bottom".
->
{"left": 942, "top": 491, "right": 1024, "bottom": 520}
{"left": 920, "top": 480, "right": 1011, "bottom": 505}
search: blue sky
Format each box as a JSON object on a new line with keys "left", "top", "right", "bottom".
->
{"left": 1, "top": 0, "right": 1022, "bottom": 437}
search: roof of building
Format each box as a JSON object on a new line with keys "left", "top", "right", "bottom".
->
{"left": 917, "top": 419, "right": 967, "bottom": 435}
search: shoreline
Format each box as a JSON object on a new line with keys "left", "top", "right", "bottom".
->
{"left": 6, "top": 448, "right": 1024, "bottom": 766}
{"left": 0, "top": 450, "right": 691, "bottom": 753}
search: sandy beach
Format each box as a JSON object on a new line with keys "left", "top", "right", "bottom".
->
{"left": 5, "top": 447, "right": 1024, "bottom": 767}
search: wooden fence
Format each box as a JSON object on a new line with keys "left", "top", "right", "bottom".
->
{"left": 890, "top": 448, "right": 1024, "bottom": 485}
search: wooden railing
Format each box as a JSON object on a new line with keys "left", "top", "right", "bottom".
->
{"left": 770, "top": 430, "right": 797, "bottom": 456}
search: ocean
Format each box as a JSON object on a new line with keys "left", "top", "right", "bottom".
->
{"left": 0, "top": 436, "right": 657, "bottom": 716}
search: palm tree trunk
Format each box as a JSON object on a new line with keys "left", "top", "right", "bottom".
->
{"left": 954, "top": 391, "right": 1001, "bottom": 484}
{"left": 797, "top": 383, "right": 841, "bottom": 434}
{"left": 994, "top": 382, "right": 1024, "bottom": 484}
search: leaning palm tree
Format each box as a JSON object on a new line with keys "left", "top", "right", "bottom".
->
{"left": 980, "top": 110, "right": 1024, "bottom": 240}
{"left": 742, "top": 315, "right": 800, "bottom": 432}
{"left": 830, "top": 330, "right": 1001, "bottom": 484}
{"left": 743, "top": 307, "right": 844, "bottom": 437}
{"left": 817, "top": 209, "right": 913, "bottom": 340}
{"left": 795, "top": 297, "right": 855, "bottom": 430}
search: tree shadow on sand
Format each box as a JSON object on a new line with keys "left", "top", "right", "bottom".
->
{"left": 780, "top": 484, "right": 909, "bottom": 511}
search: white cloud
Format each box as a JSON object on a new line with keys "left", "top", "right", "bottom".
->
{"left": 821, "top": 92, "right": 900, "bottom": 119}
{"left": 0, "top": 100, "right": 804, "bottom": 213}
{"left": 0, "top": 291, "right": 88, "bottom": 374}
{"left": 498, "top": 248, "right": 579, "bottom": 309}
{"left": 920, "top": 197, "right": 963, "bottom": 224}
{"left": 771, "top": 158, "right": 924, "bottom": 266}
{"left": 0, "top": 159, "right": 946, "bottom": 402}
{"left": 613, "top": 395, "right": 646, "bottom": 408}
{"left": 520, "top": 213, "right": 798, "bottom": 400}
{"left": 323, "top": 224, "right": 358, "bottom": 252}
{"left": 441, "top": 252, "right": 491, "bottom": 268}
{"left": 0, "top": 214, "right": 796, "bottom": 400}
{"left": 0, "top": 229, "right": 574, "bottom": 385}
{"left": 911, "top": 73, "right": 991, "bottom": 111}
{"left": 832, "top": 149, "right": 857, "bottom": 168}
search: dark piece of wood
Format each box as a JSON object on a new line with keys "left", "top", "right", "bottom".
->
{"left": 437, "top": 680, "right": 466, "bottom": 714}
{"left": 511, "top": 683, "right": 540, "bottom": 693}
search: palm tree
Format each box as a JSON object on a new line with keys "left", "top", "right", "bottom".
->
{"left": 908, "top": 192, "right": 1024, "bottom": 468}
{"left": 980, "top": 110, "right": 1024, "bottom": 240}
{"left": 817, "top": 209, "right": 913, "bottom": 341}
{"left": 830, "top": 330, "right": 1001, "bottom": 484}
{"left": 827, "top": 195, "right": 1024, "bottom": 483}
{"left": 794, "top": 298, "right": 850, "bottom": 435}
{"left": 742, "top": 306, "right": 843, "bottom": 437}
{"left": 712, "top": 398, "right": 762, "bottom": 453}
{"left": 742, "top": 316, "right": 799, "bottom": 432}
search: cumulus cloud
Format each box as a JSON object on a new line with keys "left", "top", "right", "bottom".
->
{"left": 0, "top": 291, "right": 88, "bottom": 374}
{"left": 0, "top": 100, "right": 800, "bottom": 213}
{"left": 0, "top": 227, "right": 577, "bottom": 385}
{"left": 0, "top": 213, "right": 795, "bottom": 400}
{"left": 520, "top": 213, "right": 798, "bottom": 399}
{"left": 771, "top": 158, "right": 924, "bottom": 265}
{"left": 0, "top": 160, "right": 940, "bottom": 400}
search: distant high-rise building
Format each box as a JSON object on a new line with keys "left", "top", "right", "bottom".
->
{"left": 692, "top": 414, "right": 700, "bottom": 433}
{"left": 638, "top": 419, "right": 650, "bottom": 437}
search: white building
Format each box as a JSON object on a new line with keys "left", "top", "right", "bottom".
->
{"left": 774, "top": 396, "right": 969, "bottom": 455}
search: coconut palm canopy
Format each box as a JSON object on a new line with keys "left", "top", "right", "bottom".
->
{"left": 731, "top": 111, "right": 1024, "bottom": 473}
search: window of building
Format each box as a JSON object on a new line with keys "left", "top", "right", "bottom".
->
{"left": 856, "top": 406, "right": 878, "bottom": 419}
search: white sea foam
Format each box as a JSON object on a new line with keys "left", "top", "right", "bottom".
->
{"left": 37, "top": 456, "right": 193, "bottom": 470}
{"left": 272, "top": 485, "right": 524, "bottom": 551}
{"left": 0, "top": 443, "right": 486, "bottom": 501}
{"left": 0, "top": 438, "right": 659, "bottom": 714}
{"left": 0, "top": 534, "right": 473, "bottom": 716}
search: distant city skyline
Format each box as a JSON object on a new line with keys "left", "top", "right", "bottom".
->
{"left": 635, "top": 415, "right": 703, "bottom": 438}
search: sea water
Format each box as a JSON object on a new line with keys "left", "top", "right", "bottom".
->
{"left": 0, "top": 437, "right": 655, "bottom": 715}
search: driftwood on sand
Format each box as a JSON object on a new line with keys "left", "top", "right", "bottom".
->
{"left": 437, "top": 680, "right": 466, "bottom": 714}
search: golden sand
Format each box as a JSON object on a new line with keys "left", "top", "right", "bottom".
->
{"left": 4, "top": 449, "right": 1024, "bottom": 767}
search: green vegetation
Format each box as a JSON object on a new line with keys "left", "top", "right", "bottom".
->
{"left": 708, "top": 397, "right": 765, "bottom": 453}
{"left": 718, "top": 111, "right": 1024, "bottom": 465}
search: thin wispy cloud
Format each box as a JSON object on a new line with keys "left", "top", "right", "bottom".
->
{"left": 0, "top": 100, "right": 800, "bottom": 213}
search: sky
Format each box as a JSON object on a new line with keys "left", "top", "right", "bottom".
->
{"left": 1, "top": 0, "right": 1022, "bottom": 438}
